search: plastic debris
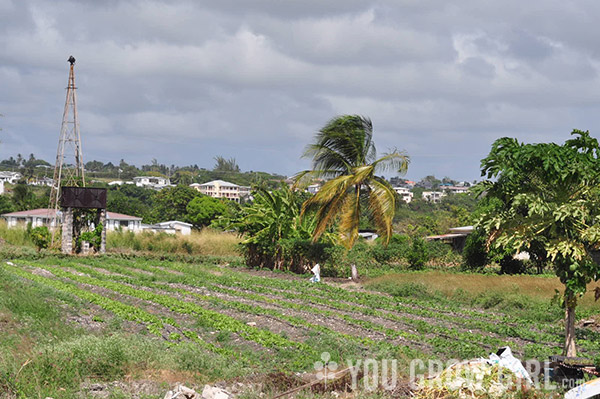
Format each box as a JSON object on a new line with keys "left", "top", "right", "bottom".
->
{"left": 488, "top": 346, "right": 532, "bottom": 384}
{"left": 162, "top": 384, "right": 231, "bottom": 399}
{"left": 415, "top": 347, "right": 531, "bottom": 399}
{"left": 565, "top": 378, "right": 600, "bottom": 399}
{"left": 310, "top": 263, "right": 321, "bottom": 283}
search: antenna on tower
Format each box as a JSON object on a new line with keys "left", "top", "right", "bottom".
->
{"left": 48, "top": 55, "right": 86, "bottom": 240}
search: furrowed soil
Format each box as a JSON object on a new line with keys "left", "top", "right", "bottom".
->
{"left": 0, "top": 256, "right": 598, "bottom": 399}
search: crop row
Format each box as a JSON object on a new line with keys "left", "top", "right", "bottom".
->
{"left": 32, "top": 260, "right": 565, "bottom": 359}
{"left": 92, "top": 256, "right": 563, "bottom": 333}
{"left": 66, "top": 258, "right": 570, "bottom": 355}
{"left": 17, "top": 262, "right": 323, "bottom": 367}
{"left": 1, "top": 262, "right": 238, "bottom": 360}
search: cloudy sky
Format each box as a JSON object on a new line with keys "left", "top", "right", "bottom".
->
{"left": 2, "top": 0, "right": 600, "bottom": 182}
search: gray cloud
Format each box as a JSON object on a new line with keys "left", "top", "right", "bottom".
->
{"left": 2, "top": 0, "right": 600, "bottom": 182}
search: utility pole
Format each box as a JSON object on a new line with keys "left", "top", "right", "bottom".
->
{"left": 48, "top": 56, "right": 85, "bottom": 240}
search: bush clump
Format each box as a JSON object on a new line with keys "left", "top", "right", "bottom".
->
{"left": 407, "top": 238, "right": 429, "bottom": 270}
{"left": 29, "top": 226, "right": 50, "bottom": 251}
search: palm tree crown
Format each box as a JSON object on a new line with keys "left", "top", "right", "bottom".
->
{"left": 296, "top": 115, "right": 409, "bottom": 249}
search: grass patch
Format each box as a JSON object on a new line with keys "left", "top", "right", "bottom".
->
{"left": 0, "top": 220, "right": 34, "bottom": 247}
{"left": 107, "top": 228, "right": 241, "bottom": 256}
{"left": 366, "top": 270, "right": 600, "bottom": 311}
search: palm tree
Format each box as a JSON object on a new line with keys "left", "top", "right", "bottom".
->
{"left": 295, "top": 115, "right": 409, "bottom": 280}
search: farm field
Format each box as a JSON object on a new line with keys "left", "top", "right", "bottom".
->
{"left": 1, "top": 256, "right": 599, "bottom": 398}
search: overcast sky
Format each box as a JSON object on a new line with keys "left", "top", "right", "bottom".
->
{"left": 2, "top": 0, "right": 600, "bottom": 182}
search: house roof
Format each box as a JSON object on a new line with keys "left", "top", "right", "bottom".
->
{"left": 2, "top": 208, "right": 142, "bottom": 221}
{"left": 448, "top": 226, "right": 474, "bottom": 233}
{"left": 156, "top": 220, "right": 193, "bottom": 227}
{"left": 0, "top": 171, "right": 20, "bottom": 178}
{"left": 199, "top": 179, "right": 239, "bottom": 187}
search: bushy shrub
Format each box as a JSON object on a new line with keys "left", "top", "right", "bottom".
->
{"left": 322, "top": 241, "right": 378, "bottom": 277}
{"left": 280, "top": 238, "right": 334, "bottom": 274}
{"left": 371, "top": 234, "right": 410, "bottom": 264}
{"left": 462, "top": 228, "right": 488, "bottom": 270}
{"left": 426, "top": 240, "right": 458, "bottom": 264}
{"left": 29, "top": 226, "right": 50, "bottom": 251}
{"left": 78, "top": 224, "right": 103, "bottom": 253}
{"left": 499, "top": 255, "right": 527, "bottom": 275}
{"left": 407, "top": 238, "right": 429, "bottom": 270}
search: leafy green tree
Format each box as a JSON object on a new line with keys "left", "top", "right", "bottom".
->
{"left": 462, "top": 228, "right": 488, "bottom": 270}
{"left": 12, "top": 184, "right": 37, "bottom": 211}
{"left": 107, "top": 191, "right": 151, "bottom": 221}
{"left": 0, "top": 195, "right": 14, "bottom": 215}
{"left": 296, "top": 115, "right": 409, "bottom": 280}
{"left": 477, "top": 130, "right": 600, "bottom": 356}
{"left": 151, "top": 185, "right": 201, "bottom": 223}
{"left": 186, "top": 196, "right": 227, "bottom": 228}
{"left": 172, "top": 170, "right": 195, "bottom": 186}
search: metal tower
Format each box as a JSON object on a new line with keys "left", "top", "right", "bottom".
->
{"left": 48, "top": 56, "right": 85, "bottom": 232}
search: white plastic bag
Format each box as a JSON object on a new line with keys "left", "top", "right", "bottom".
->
{"left": 310, "top": 263, "right": 321, "bottom": 283}
{"left": 488, "top": 346, "right": 532, "bottom": 384}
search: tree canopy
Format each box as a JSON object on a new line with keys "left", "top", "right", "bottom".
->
{"left": 186, "top": 196, "right": 228, "bottom": 228}
{"left": 296, "top": 115, "right": 409, "bottom": 250}
{"left": 477, "top": 129, "right": 600, "bottom": 356}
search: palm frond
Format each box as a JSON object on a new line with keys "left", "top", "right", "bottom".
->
{"left": 303, "top": 175, "right": 354, "bottom": 241}
{"left": 338, "top": 186, "right": 361, "bottom": 249}
{"left": 367, "top": 177, "right": 396, "bottom": 245}
{"left": 371, "top": 150, "right": 410, "bottom": 175}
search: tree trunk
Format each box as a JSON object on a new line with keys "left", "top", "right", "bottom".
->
{"left": 351, "top": 264, "right": 359, "bottom": 282}
{"left": 564, "top": 292, "right": 577, "bottom": 357}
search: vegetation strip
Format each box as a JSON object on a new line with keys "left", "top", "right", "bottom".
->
{"left": 31, "top": 259, "right": 575, "bottom": 359}
{"left": 76, "top": 258, "right": 570, "bottom": 356}
{"left": 1, "top": 263, "right": 237, "bottom": 359}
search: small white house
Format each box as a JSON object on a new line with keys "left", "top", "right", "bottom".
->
{"left": 29, "top": 177, "right": 54, "bottom": 187}
{"left": 422, "top": 191, "right": 446, "bottom": 203}
{"left": 2, "top": 208, "right": 142, "bottom": 232}
{"left": 444, "top": 186, "right": 470, "bottom": 195}
{"left": 358, "top": 231, "right": 379, "bottom": 241}
{"left": 307, "top": 184, "right": 321, "bottom": 194}
{"left": 0, "top": 171, "right": 21, "bottom": 184}
{"left": 133, "top": 176, "right": 172, "bottom": 189}
{"left": 156, "top": 221, "right": 192, "bottom": 235}
{"left": 393, "top": 187, "right": 414, "bottom": 203}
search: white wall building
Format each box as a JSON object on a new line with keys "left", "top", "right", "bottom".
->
{"left": 422, "top": 191, "right": 446, "bottom": 203}
{"left": 444, "top": 186, "right": 470, "bottom": 195}
{"left": 156, "top": 221, "right": 192, "bottom": 235}
{"left": 2, "top": 208, "right": 142, "bottom": 232}
{"left": 190, "top": 180, "right": 250, "bottom": 202}
{"left": 0, "top": 171, "right": 21, "bottom": 184}
{"left": 29, "top": 177, "right": 54, "bottom": 187}
{"left": 133, "top": 176, "right": 172, "bottom": 189}
{"left": 393, "top": 186, "right": 414, "bottom": 203}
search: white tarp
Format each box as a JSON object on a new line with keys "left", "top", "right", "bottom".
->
{"left": 565, "top": 378, "right": 600, "bottom": 399}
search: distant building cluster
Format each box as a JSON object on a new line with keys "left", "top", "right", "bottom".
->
{"left": 300, "top": 177, "right": 473, "bottom": 204}
{"left": 108, "top": 176, "right": 174, "bottom": 190}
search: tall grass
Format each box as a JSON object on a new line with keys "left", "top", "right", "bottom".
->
{"left": 107, "top": 228, "right": 241, "bottom": 257}
{"left": 0, "top": 220, "right": 34, "bottom": 247}
{"left": 366, "top": 270, "right": 600, "bottom": 312}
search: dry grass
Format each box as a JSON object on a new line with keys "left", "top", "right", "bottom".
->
{"left": 107, "top": 228, "right": 241, "bottom": 257}
{"left": 367, "top": 271, "right": 600, "bottom": 310}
